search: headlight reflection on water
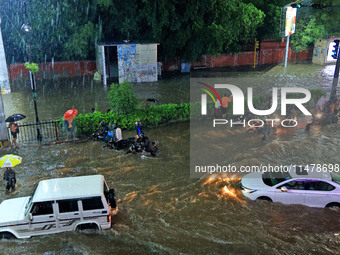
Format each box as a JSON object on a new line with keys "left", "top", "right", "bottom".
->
{"left": 202, "top": 175, "right": 246, "bottom": 204}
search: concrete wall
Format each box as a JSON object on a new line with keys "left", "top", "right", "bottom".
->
{"left": 163, "top": 41, "right": 313, "bottom": 71}
{"left": 9, "top": 61, "right": 96, "bottom": 81}
{"left": 313, "top": 39, "right": 329, "bottom": 65}
{"left": 7, "top": 40, "right": 316, "bottom": 80}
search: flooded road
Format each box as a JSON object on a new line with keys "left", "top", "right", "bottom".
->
{"left": 0, "top": 64, "right": 339, "bottom": 254}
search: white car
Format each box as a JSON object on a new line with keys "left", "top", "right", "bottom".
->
{"left": 241, "top": 166, "right": 340, "bottom": 209}
{"left": 0, "top": 175, "right": 118, "bottom": 239}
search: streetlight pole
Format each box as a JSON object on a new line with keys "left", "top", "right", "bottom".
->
{"left": 23, "top": 24, "right": 42, "bottom": 141}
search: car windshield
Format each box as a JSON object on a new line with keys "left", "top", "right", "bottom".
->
{"left": 262, "top": 171, "right": 292, "bottom": 186}
{"left": 331, "top": 173, "right": 340, "bottom": 184}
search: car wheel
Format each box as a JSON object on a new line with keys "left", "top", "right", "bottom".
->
{"left": 256, "top": 197, "right": 272, "bottom": 202}
{"left": 326, "top": 203, "right": 340, "bottom": 211}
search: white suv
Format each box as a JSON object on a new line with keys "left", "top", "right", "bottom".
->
{"left": 241, "top": 166, "right": 340, "bottom": 209}
{"left": 0, "top": 175, "right": 118, "bottom": 239}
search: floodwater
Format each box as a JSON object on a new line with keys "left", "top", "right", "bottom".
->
{"left": 0, "top": 64, "right": 339, "bottom": 254}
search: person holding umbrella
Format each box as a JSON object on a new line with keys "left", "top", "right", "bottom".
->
{"left": 0, "top": 154, "right": 22, "bottom": 192}
{"left": 5, "top": 114, "right": 26, "bottom": 149}
{"left": 3, "top": 167, "right": 16, "bottom": 191}
{"left": 63, "top": 109, "right": 78, "bottom": 141}
{"left": 8, "top": 122, "right": 19, "bottom": 148}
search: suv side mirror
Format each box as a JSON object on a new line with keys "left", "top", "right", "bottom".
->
{"left": 281, "top": 186, "right": 288, "bottom": 192}
{"left": 28, "top": 213, "right": 33, "bottom": 221}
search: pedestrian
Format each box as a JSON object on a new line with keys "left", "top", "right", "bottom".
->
{"left": 305, "top": 115, "right": 313, "bottom": 132}
{"left": 215, "top": 100, "right": 221, "bottom": 118}
{"left": 221, "top": 94, "right": 232, "bottom": 118}
{"left": 316, "top": 96, "right": 327, "bottom": 112}
{"left": 135, "top": 121, "right": 143, "bottom": 136}
{"left": 91, "top": 107, "right": 95, "bottom": 113}
{"left": 63, "top": 117, "right": 76, "bottom": 141}
{"left": 3, "top": 167, "right": 16, "bottom": 192}
{"left": 114, "top": 124, "right": 123, "bottom": 149}
{"left": 107, "top": 122, "right": 116, "bottom": 140}
{"left": 262, "top": 121, "right": 271, "bottom": 141}
{"left": 8, "top": 122, "right": 19, "bottom": 148}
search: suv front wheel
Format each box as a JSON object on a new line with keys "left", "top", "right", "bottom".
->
{"left": 0, "top": 232, "right": 15, "bottom": 239}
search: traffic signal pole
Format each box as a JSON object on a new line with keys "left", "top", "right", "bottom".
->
{"left": 330, "top": 51, "right": 340, "bottom": 102}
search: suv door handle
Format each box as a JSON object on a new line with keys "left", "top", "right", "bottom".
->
{"left": 74, "top": 213, "right": 79, "bottom": 215}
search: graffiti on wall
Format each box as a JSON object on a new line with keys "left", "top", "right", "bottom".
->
{"left": 117, "top": 44, "right": 158, "bottom": 83}
{"left": 0, "top": 80, "right": 10, "bottom": 94}
{"left": 118, "top": 45, "right": 137, "bottom": 83}
{"left": 136, "top": 44, "right": 157, "bottom": 82}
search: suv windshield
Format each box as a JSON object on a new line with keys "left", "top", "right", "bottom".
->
{"left": 25, "top": 185, "right": 38, "bottom": 215}
{"left": 262, "top": 171, "right": 292, "bottom": 186}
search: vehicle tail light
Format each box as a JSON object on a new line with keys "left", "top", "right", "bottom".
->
{"left": 107, "top": 214, "right": 111, "bottom": 223}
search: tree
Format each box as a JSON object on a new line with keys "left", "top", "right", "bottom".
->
{"left": 244, "top": 0, "right": 293, "bottom": 39}
{"left": 107, "top": 81, "right": 138, "bottom": 114}
{"left": 1, "top": 0, "right": 99, "bottom": 63}
{"left": 290, "top": 18, "right": 326, "bottom": 63}
{"left": 97, "top": 0, "right": 265, "bottom": 61}
{"left": 312, "top": 0, "right": 340, "bottom": 35}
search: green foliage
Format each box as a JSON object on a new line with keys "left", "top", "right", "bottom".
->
{"left": 24, "top": 62, "right": 39, "bottom": 74}
{"left": 312, "top": 0, "right": 340, "bottom": 35}
{"left": 71, "top": 103, "right": 191, "bottom": 136}
{"left": 114, "top": 0, "right": 264, "bottom": 61}
{"left": 232, "top": 0, "right": 292, "bottom": 39}
{"left": 107, "top": 81, "right": 138, "bottom": 114}
{"left": 291, "top": 18, "right": 326, "bottom": 54}
{"left": 61, "top": 21, "right": 99, "bottom": 60}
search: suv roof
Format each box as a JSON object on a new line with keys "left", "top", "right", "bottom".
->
{"left": 32, "top": 175, "right": 105, "bottom": 202}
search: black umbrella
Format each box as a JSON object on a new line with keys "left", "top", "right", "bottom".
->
{"left": 5, "top": 114, "right": 26, "bottom": 122}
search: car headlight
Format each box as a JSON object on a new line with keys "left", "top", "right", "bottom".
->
{"left": 241, "top": 185, "right": 257, "bottom": 194}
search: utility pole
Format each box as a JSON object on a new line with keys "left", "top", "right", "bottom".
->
{"left": 0, "top": 16, "right": 10, "bottom": 147}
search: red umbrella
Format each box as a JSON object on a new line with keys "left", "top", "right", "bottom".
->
{"left": 64, "top": 109, "right": 78, "bottom": 119}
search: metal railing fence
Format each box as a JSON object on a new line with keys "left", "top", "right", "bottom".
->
{"left": 7, "top": 120, "right": 68, "bottom": 145}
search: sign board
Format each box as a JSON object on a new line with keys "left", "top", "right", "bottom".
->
{"left": 285, "top": 7, "right": 297, "bottom": 37}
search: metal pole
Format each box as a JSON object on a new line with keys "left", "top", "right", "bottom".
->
{"left": 284, "top": 35, "right": 290, "bottom": 68}
{"left": 26, "top": 41, "right": 42, "bottom": 142}
{"left": 330, "top": 51, "right": 340, "bottom": 101}
{"left": 29, "top": 70, "right": 42, "bottom": 141}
